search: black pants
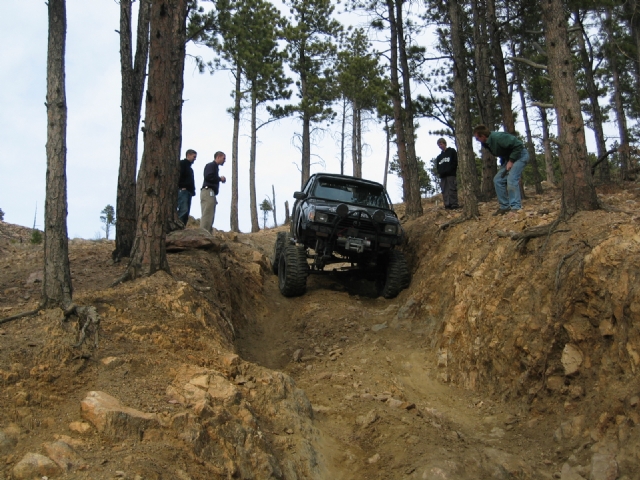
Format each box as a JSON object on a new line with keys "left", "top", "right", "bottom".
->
{"left": 440, "top": 176, "right": 459, "bottom": 208}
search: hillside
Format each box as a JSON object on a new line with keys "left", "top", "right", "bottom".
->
{"left": 0, "top": 183, "right": 638, "bottom": 480}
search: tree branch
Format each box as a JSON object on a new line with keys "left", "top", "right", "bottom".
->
{"left": 509, "top": 57, "right": 547, "bottom": 70}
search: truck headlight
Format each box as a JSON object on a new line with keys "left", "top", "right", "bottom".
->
{"left": 309, "top": 210, "right": 330, "bottom": 223}
{"left": 316, "top": 212, "right": 329, "bottom": 223}
{"left": 383, "top": 224, "right": 397, "bottom": 235}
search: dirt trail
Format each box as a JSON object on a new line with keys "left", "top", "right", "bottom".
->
{"left": 1, "top": 184, "right": 639, "bottom": 479}
{"left": 236, "top": 265, "right": 556, "bottom": 479}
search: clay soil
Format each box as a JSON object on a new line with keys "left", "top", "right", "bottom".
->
{"left": 0, "top": 183, "right": 639, "bottom": 480}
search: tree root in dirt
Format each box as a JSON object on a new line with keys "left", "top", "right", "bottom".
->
{"left": 65, "top": 304, "right": 100, "bottom": 348}
{"left": 599, "top": 202, "right": 636, "bottom": 215}
{"left": 555, "top": 247, "right": 579, "bottom": 292}
{"left": 439, "top": 214, "right": 478, "bottom": 231}
{"left": 496, "top": 218, "right": 567, "bottom": 251}
{"left": 1, "top": 303, "right": 100, "bottom": 348}
{"left": 0, "top": 308, "right": 42, "bottom": 325}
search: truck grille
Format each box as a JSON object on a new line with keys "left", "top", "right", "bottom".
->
{"left": 335, "top": 215, "right": 377, "bottom": 237}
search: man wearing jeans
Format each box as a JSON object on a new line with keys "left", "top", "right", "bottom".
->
{"left": 177, "top": 149, "right": 197, "bottom": 227}
{"left": 200, "top": 151, "right": 226, "bottom": 233}
{"left": 473, "top": 125, "right": 529, "bottom": 216}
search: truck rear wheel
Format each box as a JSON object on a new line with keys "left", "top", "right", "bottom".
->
{"left": 379, "top": 250, "right": 410, "bottom": 299}
{"left": 271, "top": 231, "right": 290, "bottom": 274}
{"left": 278, "top": 244, "right": 308, "bottom": 297}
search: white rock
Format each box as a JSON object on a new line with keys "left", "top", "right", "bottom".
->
{"left": 562, "top": 344, "right": 583, "bottom": 376}
{"left": 589, "top": 453, "right": 618, "bottom": 480}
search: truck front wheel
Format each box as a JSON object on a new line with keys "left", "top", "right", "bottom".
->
{"left": 379, "top": 250, "right": 410, "bottom": 299}
{"left": 271, "top": 231, "right": 290, "bottom": 275}
{"left": 278, "top": 244, "right": 308, "bottom": 297}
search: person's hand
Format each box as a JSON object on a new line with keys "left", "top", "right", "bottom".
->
{"left": 506, "top": 161, "right": 514, "bottom": 171}
{"left": 220, "top": 176, "right": 226, "bottom": 183}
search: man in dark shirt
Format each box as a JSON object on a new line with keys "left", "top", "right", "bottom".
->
{"left": 200, "top": 151, "right": 226, "bottom": 233}
{"left": 473, "top": 124, "right": 529, "bottom": 215}
{"left": 435, "top": 138, "right": 459, "bottom": 209}
{"left": 177, "top": 149, "right": 197, "bottom": 227}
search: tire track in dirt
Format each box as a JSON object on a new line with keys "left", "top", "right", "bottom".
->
{"left": 235, "top": 265, "right": 555, "bottom": 479}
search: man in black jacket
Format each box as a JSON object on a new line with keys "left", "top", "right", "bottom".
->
{"left": 200, "top": 151, "right": 226, "bottom": 233}
{"left": 435, "top": 138, "right": 459, "bottom": 209}
{"left": 177, "top": 149, "right": 197, "bottom": 226}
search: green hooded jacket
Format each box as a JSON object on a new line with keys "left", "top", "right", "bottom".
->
{"left": 481, "top": 131, "right": 524, "bottom": 165}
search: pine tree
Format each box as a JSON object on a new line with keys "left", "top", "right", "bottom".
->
{"left": 113, "top": 0, "right": 151, "bottom": 262}
{"left": 281, "top": 0, "right": 342, "bottom": 187}
{"left": 43, "top": 0, "right": 73, "bottom": 309}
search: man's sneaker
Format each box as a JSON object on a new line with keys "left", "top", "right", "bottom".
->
{"left": 492, "top": 207, "right": 510, "bottom": 216}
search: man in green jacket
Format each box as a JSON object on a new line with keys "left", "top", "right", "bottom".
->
{"left": 473, "top": 124, "right": 529, "bottom": 215}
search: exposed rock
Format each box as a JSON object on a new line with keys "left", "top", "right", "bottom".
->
{"left": 367, "top": 453, "right": 380, "bottom": 464}
{"left": 100, "top": 356, "right": 124, "bottom": 368}
{"left": 68, "top": 421, "right": 92, "bottom": 435}
{"left": 26, "top": 271, "right": 43, "bottom": 284}
{"left": 562, "top": 344, "right": 584, "bottom": 376}
{"left": 0, "top": 429, "right": 17, "bottom": 454}
{"left": 166, "top": 228, "right": 221, "bottom": 252}
{"left": 43, "top": 440, "right": 86, "bottom": 471}
{"left": 293, "top": 349, "right": 303, "bottom": 362}
{"left": 80, "top": 391, "right": 157, "bottom": 440}
{"left": 356, "top": 409, "right": 378, "bottom": 427}
{"left": 589, "top": 453, "right": 618, "bottom": 480}
{"left": 561, "top": 462, "right": 586, "bottom": 480}
{"left": 12, "top": 453, "right": 61, "bottom": 479}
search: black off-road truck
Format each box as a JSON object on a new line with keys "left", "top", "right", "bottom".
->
{"left": 271, "top": 173, "right": 410, "bottom": 298}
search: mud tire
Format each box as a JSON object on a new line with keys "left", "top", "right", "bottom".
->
{"left": 379, "top": 250, "right": 411, "bottom": 299}
{"left": 271, "top": 232, "right": 290, "bottom": 275}
{"left": 278, "top": 244, "right": 308, "bottom": 297}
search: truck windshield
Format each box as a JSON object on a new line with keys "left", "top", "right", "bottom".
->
{"left": 312, "top": 179, "right": 389, "bottom": 208}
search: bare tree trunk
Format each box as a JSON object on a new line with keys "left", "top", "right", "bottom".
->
{"left": 271, "top": 185, "right": 277, "bottom": 227}
{"left": 623, "top": 0, "right": 640, "bottom": 115}
{"left": 449, "top": 0, "right": 479, "bottom": 218}
{"left": 512, "top": 47, "right": 542, "bottom": 194}
{"left": 395, "top": 0, "right": 422, "bottom": 217}
{"left": 538, "top": 107, "right": 556, "bottom": 184}
{"left": 516, "top": 81, "right": 542, "bottom": 193}
{"left": 574, "top": 10, "right": 609, "bottom": 182}
{"left": 385, "top": 0, "right": 421, "bottom": 216}
{"left": 542, "top": 0, "right": 598, "bottom": 216}
{"left": 352, "top": 102, "right": 362, "bottom": 177}
{"left": 230, "top": 64, "right": 241, "bottom": 232}
{"left": 383, "top": 115, "right": 390, "bottom": 190}
{"left": 604, "top": 9, "right": 631, "bottom": 181}
{"left": 340, "top": 97, "right": 346, "bottom": 175}
{"left": 114, "top": 0, "right": 151, "bottom": 262}
{"left": 472, "top": 0, "right": 497, "bottom": 200}
{"left": 284, "top": 200, "right": 290, "bottom": 225}
{"left": 124, "top": 0, "right": 188, "bottom": 280}
{"left": 300, "top": 65, "right": 311, "bottom": 187}
{"left": 43, "top": 0, "right": 72, "bottom": 309}
{"left": 386, "top": 0, "right": 409, "bottom": 202}
{"left": 487, "top": 0, "right": 515, "bottom": 133}
{"left": 250, "top": 91, "right": 259, "bottom": 232}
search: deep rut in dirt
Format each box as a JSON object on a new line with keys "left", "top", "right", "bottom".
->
{"left": 234, "top": 269, "right": 558, "bottom": 479}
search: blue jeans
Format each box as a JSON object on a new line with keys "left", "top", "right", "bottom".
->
{"left": 494, "top": 149, "right": 529, "bottom": 210}
{"left": 177, "top": 189, "right": 192, "bottom": 226}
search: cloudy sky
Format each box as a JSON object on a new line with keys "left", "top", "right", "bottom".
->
{"left": 1, "top": 1, "right": 447, "bottom": 239}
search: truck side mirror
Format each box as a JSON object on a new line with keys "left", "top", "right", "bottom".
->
{"left": 293, "top": 191, "right": 307, "bottom": 200}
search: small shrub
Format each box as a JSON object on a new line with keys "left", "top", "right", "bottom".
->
{"left": 30, "top": 230, "right": 43, "bottom": 245}
{"left": 0, "top": 208, "right": 4, "bottom": 221}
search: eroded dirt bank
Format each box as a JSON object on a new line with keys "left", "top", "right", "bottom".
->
{"left": 0, "top": 183, "right": 639, "bottom": 480}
